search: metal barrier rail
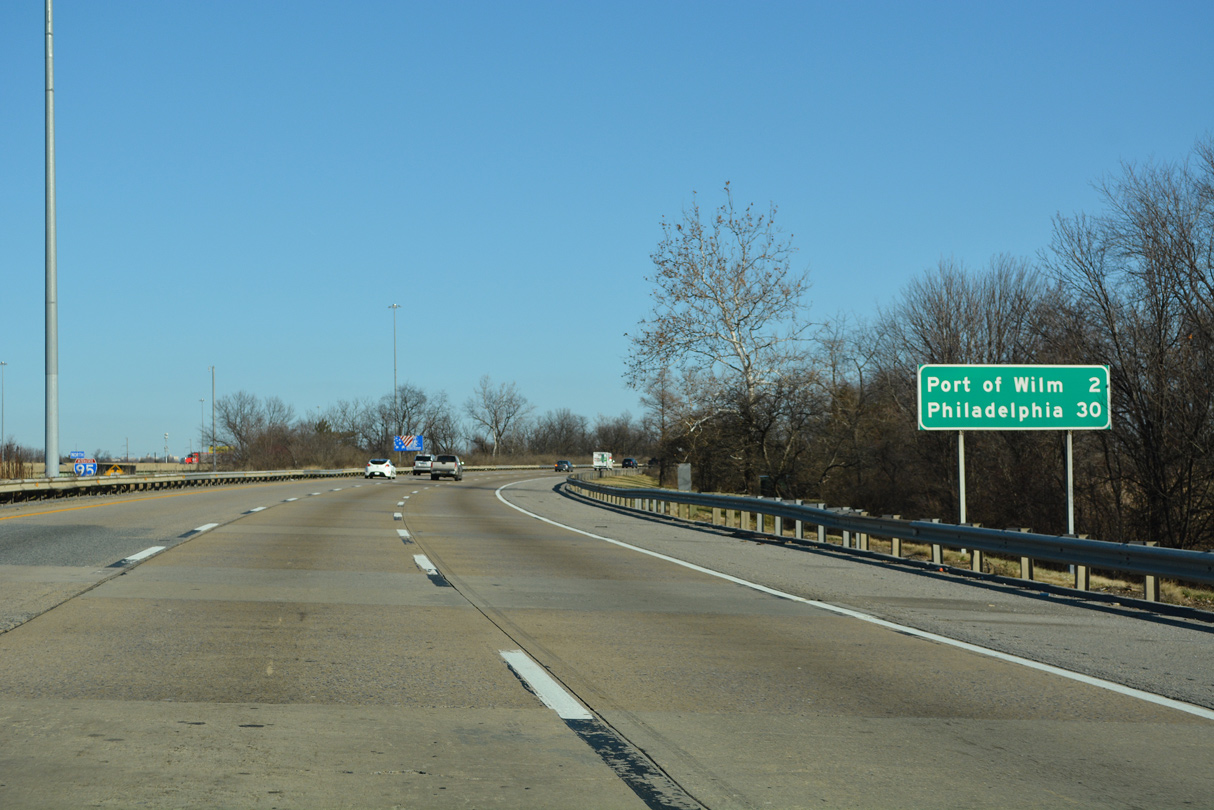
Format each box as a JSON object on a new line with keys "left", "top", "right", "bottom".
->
{"left": 0, "top": 468, "right": 361, "bottom": 503}
{"left": 564, "top": 475, "right": 1214, "bottom": 598}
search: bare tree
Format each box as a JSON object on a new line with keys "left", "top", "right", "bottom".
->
{"left": 627, "top": 182, "right": 812, "bottom": 493}
{"left": 1047, "top": 137, "right": 1214, "bottom": 548}
{"left": 531, "top": 408, "right": 590, "bottom": 457}
{"left": 463, "top": 376, "right": 533, "bottom": 457}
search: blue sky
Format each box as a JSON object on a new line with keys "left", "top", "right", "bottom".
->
{"left": 2, "top": 1, "right": 1212, "bottom": 459}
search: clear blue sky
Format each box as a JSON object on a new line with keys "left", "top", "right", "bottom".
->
{"left": 2, "top": 1, "right": 1212, "bottom": 459}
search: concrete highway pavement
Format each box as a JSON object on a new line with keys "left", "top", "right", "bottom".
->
{"left": 0, "top": 471, "right": 1211, "bottom": 808}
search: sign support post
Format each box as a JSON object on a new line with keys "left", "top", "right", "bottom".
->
{"left": 958, "top": 430, "right": 966, "bottom": 525}
{"left": 918, "top": 364, "right": 1110, "bottom": 538}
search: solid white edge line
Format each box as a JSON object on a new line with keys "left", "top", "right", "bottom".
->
{"left": 495, "top": 478, "right": 1214, "bottom": 722}
{"left": 413, "top": 554, "right": 438, "bottom": 576}
{"left": 500, "top": 649, "right": 594, "bottom": 720}
{"left": 123, "top": 545, "right": 166, "bottom": 563}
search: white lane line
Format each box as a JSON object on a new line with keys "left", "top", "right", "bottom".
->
{"left": 496, "top": 479, "right": 1214, "bottom": 722}
{"left": 397, "top": 529, "right": 411, "bottom": 540}
{"left": 284, "top": 498, "right": 298, "bottom": 502}
{"left": 411, "top": 491, "right": 419, "bottom": 495}
{"left": 122, "top": 545, "right": 166, "bottom": 564}
{"left": 331, "top": 488, "right": 343, "bottom": 491}
{"left": 393, "top": 512, "right": 403, "bottom": 520}
{"left": 309, "top": 492, "right": 321, "bottom": 496}
{"left": 245, "top": 507, "right": 266, "bottom": 513}
{"left": 191, "top": 522, "right": 220, "bottom": 534}
{"left": 500, "top": 650, "right": 593, "bottom": 720}
{"left": 413, "top": 554, "right": 438, "bottom": 576}
{"left": 398, "top": 500, "right": 407, "bottom": 505}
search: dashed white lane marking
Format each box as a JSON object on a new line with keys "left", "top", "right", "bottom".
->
{"left": 331, "top": 488, "right": 343, "bottom": 491}
{"left": 191, "top": 523, "right": 220, "bottom": 534}
{"left": 309, "top": 492, "right": 321, "bottom": 496}
{"left": 500, "top": 650, "right": 593, "bottom": 720}
{"left": 393, "top": 512, "right": 403, "bottom": 521}
{"left": 413, "top": 554, "right": 438, "bottom": 576}
{"left": 496, "top": 479, "right": 1214, "bottom": 722}
{"left": 284, "top": 498, "right": 298, "bottom": 502}
{"left": 122, "top": 546, "right": 167, "bottom": 564}
{"left": 397, "top": 529, "right": 411, "bottom": 540}
{"left": 398, "top": 500, "right": 407, "bottom": 505}
{"left": 245, "top": 507, "right": 266, "bottom": 513}
{"left": 411, "top": 491, "right": 420, "bottom": 494}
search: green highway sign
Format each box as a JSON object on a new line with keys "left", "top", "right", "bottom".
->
{"left": 918, "top": 364, "right": 1111, "bottom": 431}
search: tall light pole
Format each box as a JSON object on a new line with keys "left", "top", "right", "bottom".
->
{"left": 1, "top": 360, "right": 8, "bottom": 468}
{"left": 199, "top": 398, "right": 204, "bottom": 462}
{"left": 44, "top": 0, "right": 60, "bottom": 479}
{"left": 210, "top": 366, "right": 216, "bottom": 472}
{"left": 389, "top": 303, "right": 400, "bottom": 462}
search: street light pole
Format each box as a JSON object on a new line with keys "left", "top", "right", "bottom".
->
{"left": 389, "top": 303, "right": 400, "bottom": 462}
{"left": 44, "top": 0, "right": 60, "bottom": 479}
{"left": 210, "top": 366, "right": 216, "bottom": 473}
{"left": 1, "top": 360, "right": 8, "bottom": 468}
{"left": 199, "top": 398, "right": 204, "bottom": 463}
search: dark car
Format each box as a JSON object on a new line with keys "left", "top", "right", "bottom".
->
{"left": 621, "top": 457, "right": 637, "bottom": 468}
{"left": 554, "top": 460, "right": 573, "bottom": 472}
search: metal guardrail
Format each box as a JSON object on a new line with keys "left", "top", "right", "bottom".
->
{"left": 0, "top": 468, "right": 362, "bottom": 503}
{"left": 564, "top": 475, "right": 1214, "bottom": 599}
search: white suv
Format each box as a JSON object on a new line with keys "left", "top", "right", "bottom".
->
{"left": 412, "top": 454, "right": 434, "bottom": 476}
{"left": 365, "top": 458, "right": 396, "bottom": 479}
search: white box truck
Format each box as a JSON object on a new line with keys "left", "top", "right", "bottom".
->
{"left": 592, "top": 451, "right": 614, "bottom": 470}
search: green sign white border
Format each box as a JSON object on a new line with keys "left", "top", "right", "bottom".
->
{"left": 917, "top": 364, "right": 1112, "bottom": 432}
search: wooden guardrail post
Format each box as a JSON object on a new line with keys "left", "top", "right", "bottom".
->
{"left": 882, "top": 515, "right": 903, "bottom": 557}
{"left": 1011, "top": 529, "right": 1034, "bottom": 580}
{"left": 928, "top": 518, "right": 943, "bottom": 565}
{"left": 1068, "top": 535, "right": 1090, "bottom": 590}
{"left": 962, "top": 523, "right": 982, "bottom": 571}
{"left": 1132, "top": 541, "right": 1160, "bottom": 601}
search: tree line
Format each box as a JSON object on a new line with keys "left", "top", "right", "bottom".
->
{"left": 628, "top": 141, "right": 1214, "bottom": 551}
{"left": 202, "top": 375, "right": 655, "bottom": 471}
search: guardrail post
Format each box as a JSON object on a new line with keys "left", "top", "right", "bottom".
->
{"left": 1011, "top": 529, "right": 1034, "bottom": 580}
{"left": 857, "top": 511, "right": 869, "bottom": 550}
{"left": 883, "top": 515, "right": 902, "bottom": 557}
{"left": 962, "top": 523, "right": 982, "bottom": 571}
{"left": 1133, "top": 541, "right": 1160, "bottom": 601}
{"left": 1068, "top": 535, "right": 1090, "bottom": 590}
{"left": 929, "top": 518, "right": 943, "bottom": 565}
{"left": 774, "top": 498, "right": 783, "bottom": 539}
{"left": 794, "top": 500, "right": 804, "bottom": 540}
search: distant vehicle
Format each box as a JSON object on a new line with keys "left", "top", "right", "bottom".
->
{"left": 365, "top": 458, "right": 397, "bottom": 479}
{"left": 184, "top": 452, "right": 202, "bottom": 464}
{"left": 430, "top": 454, "right": 464, "bottom": 481}
{"left": 592, "top": 451, "right": 614, "bottom": 469}
{"left": 621, "top": 457, "right": 637, "bottom": 468}
{"left": 412, "top": 454, "right": 434, "bottom": 476}
{"left": 554, "top": 460, "right": 573, "bottom": 472}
